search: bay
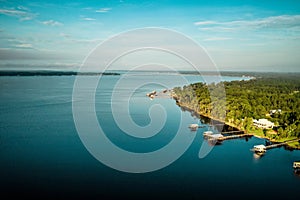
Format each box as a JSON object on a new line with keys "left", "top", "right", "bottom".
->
{"left": 0, "top": 73, "right": 299, "bottom": 199}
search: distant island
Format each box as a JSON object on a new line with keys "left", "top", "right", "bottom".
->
{"left": 0, "top": 70, "right": 120, "bottom": 76}
{"left": 173, "top": 72, "right": 300, "bottom": 149}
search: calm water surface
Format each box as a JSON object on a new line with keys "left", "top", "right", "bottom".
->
{"left": 0, "top": 73, "right": 299, "bottom": 199}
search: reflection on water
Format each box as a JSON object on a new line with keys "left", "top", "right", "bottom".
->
{"left": 1, "top": 75, "right": 300, "bottom": 199}
{"left": 253, "top": 152, "right": 265, "bottom": 160}
{"left": 294, "top": 169, "right": 300, "bottom": 177}
{"left": 205, "top": 138, "right": 223, "bottom": 146}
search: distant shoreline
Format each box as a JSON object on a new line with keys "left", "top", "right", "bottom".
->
{"left": 0, "top": 70, "right": 120, "bottom": 76}
{"left": 1, "top": 70, "right": 299, "bottom": 77}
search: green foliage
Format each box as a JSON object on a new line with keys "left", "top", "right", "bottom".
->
{"left": 173, "top": 73, "right": 300, "bottom": 139}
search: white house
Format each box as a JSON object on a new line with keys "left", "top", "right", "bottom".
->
{"left": 253, "top": 118, "right": 274, "bottom": 129}
{"left": 269, "top": 109, "right": 282, "bottom": 115}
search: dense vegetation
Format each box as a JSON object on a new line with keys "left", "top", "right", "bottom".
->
{"left": 173, "top": 73, "right": 300, "bottom": 143}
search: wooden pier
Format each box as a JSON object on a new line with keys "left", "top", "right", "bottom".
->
{"left": 147, "top": 89, "right": 172, "bottom": 99}
{"left": 265, "top": 143, "right": 286, "bottom": 150}
{"left": 221, "top": 130, "right": 244, "bottom": 134}
{"left": 208, "top": 124, "right": 225, "bottom": 127}
{"left": 205, "top": 133, "right": 252, "bottom": 141}
{"left": 253, "top": 139, "right": 299, "bottom": 151}
{"left": 217, "top": 134, "right": 253, "bottom": 141}
{"left": 266, "top": 139, "right": 300, "bottom": 149}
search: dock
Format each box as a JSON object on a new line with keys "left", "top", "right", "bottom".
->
{"left": 253, "top": 139, "right": 300, "bottom": 152}
{"left": 220, "top": 130, "right": 244, "bottom": 134}
{"left": 205, "top": 133, "right": 252, "bottom": 141}
{"left": 146, "top": 89, "right": 172, "bottom": 99}
{"left": 265, "top": 143, "right": 286, "bottom": 150}
{"left": 189, "top": 124, "right": 199, "bottom": 131}
{"left": 217, "top": 134, "right": 253, "bottom": 141}
{"left": 208, "top": 123, "right": 225, "bottom": 127}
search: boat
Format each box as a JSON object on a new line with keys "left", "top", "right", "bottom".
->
{"left": 252, "top": 144, "right": 267, "bottom": 153}
{"left": 189, "top": 124, "right": 199, "bottom": 131}
{"left": 203, "top": 131, "right": 213, "bottom": 137}
{"left": 206, "top": 133, "right": 224, "bottom": 145}
{"left": 293, "top": 161, "right": 300, "bottom": 175}
{"left": 293, "top": 161, "right": 300, "bottom": 169}
{"left": 146, "top": 90, "right": 157, "bottom": 98}
{"left": 253, "top": 152, "right": 264, "bottom": 159}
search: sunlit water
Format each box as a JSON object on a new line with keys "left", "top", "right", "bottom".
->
{"left": 0, "top": 73, "right": 299, "bottom": 199}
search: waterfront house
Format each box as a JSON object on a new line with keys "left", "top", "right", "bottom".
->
{"left": 269, "top": 109, "right": 282, "bottom": 115}
{"left": 253, "top": 118, "right": 274, "bottom": 129}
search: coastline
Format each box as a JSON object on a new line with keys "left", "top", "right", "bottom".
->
{"left": 173, "top": 96, "right": 300, "bottom": 150}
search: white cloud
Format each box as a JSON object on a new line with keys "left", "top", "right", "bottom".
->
{"left": 15, "top": 43, "right": 33, "bottom": 48}
{"left": 20, "top": 16, "right": 34, "bottom": 21}
{"left": 17, "top": 6, "right": 29, "bottom": 11}
{"left": 203, "top": 37, "right": 232, "bottom": 41}
{"left": 42, "top": 20, "right": 63, "bottom": 26}
{"left": 60, "top": 33, "right": 71, "bottom": 38}
{"left": 246, "top": 43, "right": 266, "bottom": 46}
{"left": 194, "top": 21, "right": 217, "bottom": 26}
{"left": 58, "top": 32, "right": 101, "bottom": 43}
{"left": 96, "top": 8, "right": 111, "bottom": 13}
{"left": 5, "top": 38, "right": 35, "bottom": 49}
{"left": 0, "top": 8, "right": 27, "bottom": 16}
{"left": 70, "top": 38, "right": 102, "bottom": 43}
{"left": 82, "top": 17, "right": 96, "bottom": 21}
{"left": 199, "top": 27, "right": 235, "bottom": 32}
{"left": 195, "top": 15, "right": 300, "bottom": 31}
{"left": 0, "top": 8, "right": 36, "bottom": 21}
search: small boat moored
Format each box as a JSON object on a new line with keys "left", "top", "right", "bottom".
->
{"left": 252, "top": 144, "right": 267, "bottom": 153}
{"left": 189, "top": 124, "right": 199, "bottom": 131}
{"left": 203, "top": 131, "right": 213, "bottom": 137}
{"left": 146, "top": 90, "right": 157, "bottom": 99}
{"left": 206, "top": 133, "right": 224, "bottom": 145}
{"left": 293, "top": 161, "right": 300, "bottom": 169}
{"left": 293, "top": 161, "right": 300, "bottom": 175}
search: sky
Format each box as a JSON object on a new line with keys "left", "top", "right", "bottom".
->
{"left": 0, "top": 0, "right": 300, "bottom": 72}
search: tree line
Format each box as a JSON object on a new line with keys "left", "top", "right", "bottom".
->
{"left": 173, "top": 73, "right": 300, "bottom": 139}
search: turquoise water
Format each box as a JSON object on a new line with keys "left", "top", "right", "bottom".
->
{"left": 0, "top": 74, "right": 299, "bottom": 199}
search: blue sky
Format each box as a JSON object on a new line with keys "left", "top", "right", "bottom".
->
{"left": 0, "top": 0, "right": 299, "bottom": 71}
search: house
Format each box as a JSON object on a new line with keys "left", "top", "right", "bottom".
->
{"left": 269, "top": 109, "right": 282, "bottom": 115}
{"left": 253, "top": 118, "right": 274, "bottom": 129}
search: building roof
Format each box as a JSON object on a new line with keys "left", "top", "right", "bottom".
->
{"left": 254, "top": 144, "right": 266, "bottom": 149}
{"left": 253, "top": 118, "right": 274, "bottom": 125}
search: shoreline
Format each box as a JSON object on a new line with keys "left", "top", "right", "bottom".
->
{"left": 174, "top": 98, "right": 300, "bottom": 150}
